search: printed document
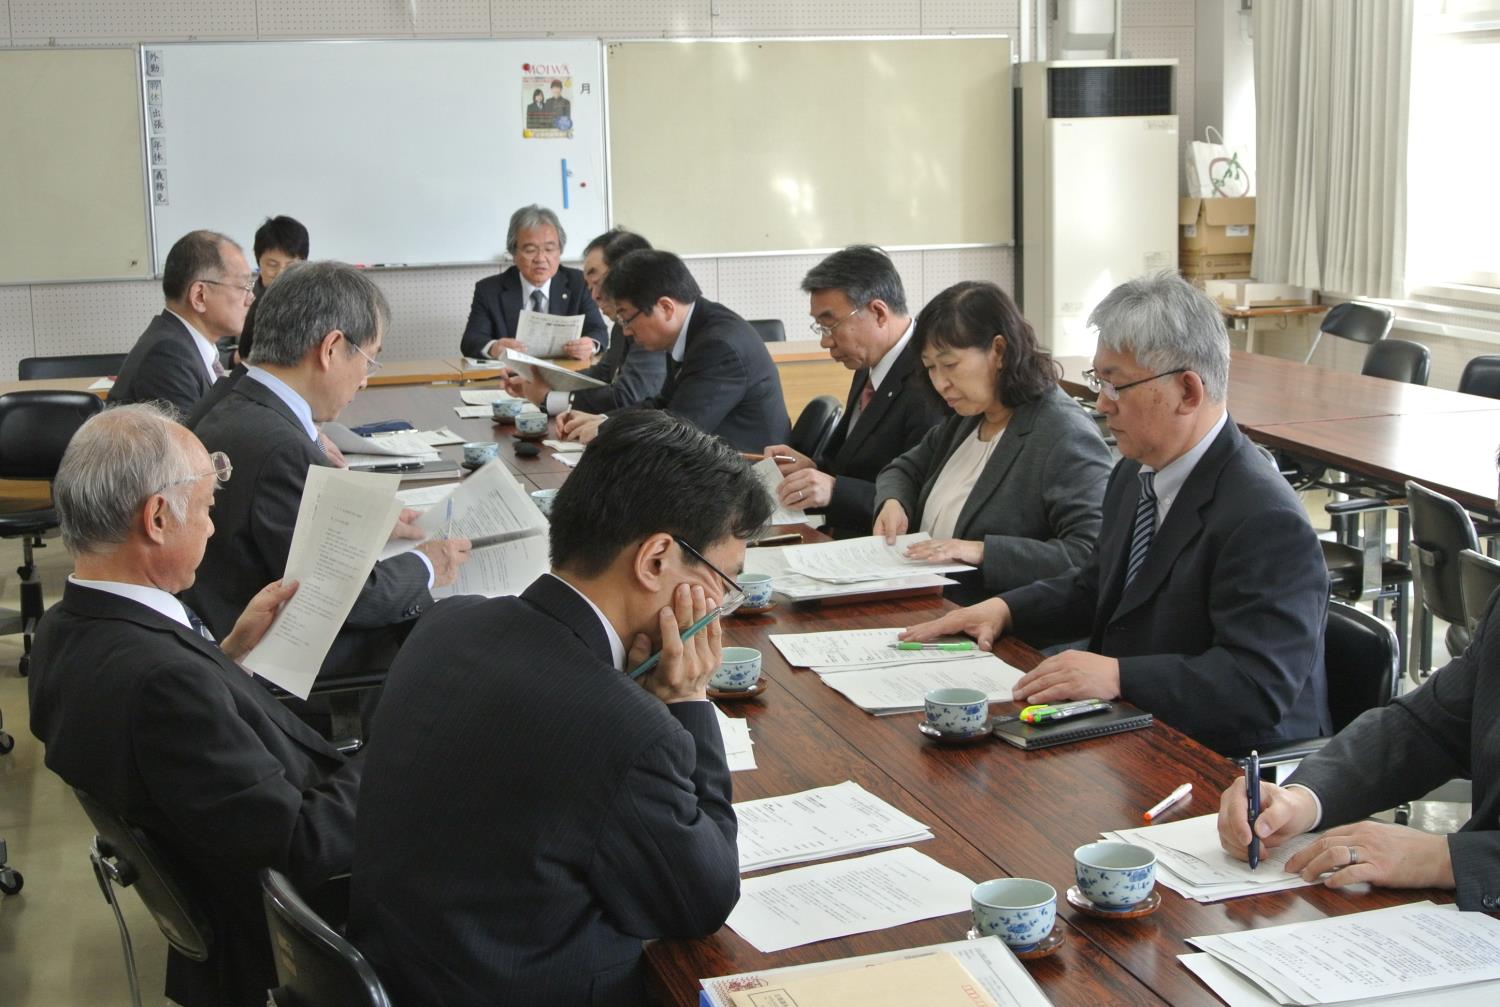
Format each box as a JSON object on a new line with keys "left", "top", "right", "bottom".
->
{"left": 502, "top": 348, "right": 607, "bottom": 391}
{"left": 817, "top": 655, "right": 1025, "bottom": 715}
{"left": 781, "top": 533, "right": 975, "bottom": 583}
{"left": 242, "top": 468, "right": 403, "bottom": 699}
{"left": 724, "top": 952, "right": 998, "bottom": 1007}
{"left": 515, "top": 308, "right": 585, "bottom": 358}
{"left": 770, "top": 627, "right": 982, "bottom": 669}
{"left": 743, "top": 543, "right": 955, "bottom": 601}
{"left": 459, "top": 388, "right": 519, "bottom": 406}
{"left": 751, "top": 457, "right": 806, "bottom": 526}
{"left": 320, "top": 422, "right": 439, "bottom": 460}
{"left": 1103, "top": 814, "right": 1317, "bottom": 902}
{"left": 714, "top": 706, "right": 756, "bottom": 773}
{"left": 734, "top": 780, "right": 932, "bottom": 872}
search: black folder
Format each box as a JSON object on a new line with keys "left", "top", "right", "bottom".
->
{"left": 991, "top": 701, "right": 1153, "bottom": 750}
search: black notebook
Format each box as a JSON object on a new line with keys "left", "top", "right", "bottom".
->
{"left": 991, "top": 701, "right": 1153, "bottom": 750}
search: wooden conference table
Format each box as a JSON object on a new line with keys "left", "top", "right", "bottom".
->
{"left": 340, "top": 381, "right": 1459, "bottom": 1006}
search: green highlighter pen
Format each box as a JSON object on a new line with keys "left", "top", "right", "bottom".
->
{"left": 887, "top": 641, "right": 977, "bottom": 652}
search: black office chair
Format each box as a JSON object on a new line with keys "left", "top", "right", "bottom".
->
{"left": 261, "top": 868, "right": 392, "bottom": 1007}
{"left": 0, "top": 391, "right": 105, "bottom": 674}
{"left": 749, "top": 319, "right": 786, "bottom": 343}
{"left": 1458, "top": 355, "right": 1500, "bottom": 400}
{"left": 1458, "top": 548, "right": 1500, "bottom": 637}
{"left": 1258, "top": 601, "right": 1400, "bottom": 768}
{"left": 1406, "top": 481, "right": 1479, "bottom": 682}
{"left": 1303, "top": 301, "right": 1393, "bottom": 364}
{"left": 17, "top": 353, "right": 128, "bottom": 380}
{"left": 1361, "top": 338, "right": 1431, "bottom": 385}
{"left": 788, "top": 395, "right": 842, "bottom": 461}
{"left": 75, "top": 789, "right": 213, "bottom": 1007}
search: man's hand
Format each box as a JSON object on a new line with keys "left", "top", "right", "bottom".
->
{"left": 559, "top": 410, "right": 605, "bottom": 444}
{"left": 1217, "top": 777, "right": 1320, "bottom": 861}
{"left": 904, "top": 537, "right": 983, "bottom": 566}
{"left": 390, "top": 508, "right": 426, "bottom": 542}
{"left": 318, "top": 432, "right": 348, "bottom": 468}
{"left": 763, "top": 444, "right": 814, "bottom": 475}
{"left": 220, "top": 579, "right": 299, "bottom": 663}
{"left": 1285, "top": 820, "right": 1456, "bottom": 891}
{"left": 779, "top": 469, "right": 836, "bottom": 511}
{"left": 417, "top": 537, "right": 471, "bottom": 587}
{"left": 518, "top": 371, "right": 553, "bottom": 407}
{"left": 562, "top": 337, "right": 596, "bottom": 362}
{"left": 899, "top": 597, "right": 1011, "bottom": 651}
{"left": 1011, "top": 650, "right": 1121, "bottom": 704}
{"left": 490, "top": 338, "right": 524, "bottom": 359}
{"left": 628, "top": 583, "right": 720, "bottom": 704}
{"left": 873, "top": 499, "right": 909, "bottom": 543}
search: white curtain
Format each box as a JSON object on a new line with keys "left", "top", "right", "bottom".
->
{"left": 1252, "top": 0, "right": 1413, "bottom": 297}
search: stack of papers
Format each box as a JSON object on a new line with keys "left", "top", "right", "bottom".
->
{"left": 726, "top": 847, "right": 973, "bottom": 953}
{"left": 701, "top": 937, "right": 1051, "bottom": 1007}
{"left": 751, "top": 457, "right": 807, "bottom": 525}
{"left": 502, "top": 348, "right": 607, "bottom": 391}
{"left": 818, "top": 655, "right": 1025, "bottom": 715}
{"left": 542, "top": 439, "right": 584, "bottom": 453}
{"left": 722, "top": 952, "right": 998, "bottom": 1007}
{"left": 515, "top": 308, "right": 585, "bottom": 357}
{"left": 734, "top": 780, "right": 933, "bottom": 873}
{"left": 322, "top": 421, "right": 441, "bottom": 467}
{"left": 713, "top": 706, "right": 756, "bottom": 773}
{"left": 780, "top": 533, "right": 976, "bottom": 584}
{"left": 1181, "top": 902, "right": 1500, "bottom": 1005}
{"left": 459, "top": 388, "right": 518, "bottom": 406}
{"left": 1101, "top": 814, "right": 1317, "bottom": 903}
{"left": 771, "top": 627, "right": 986, "bottom": 669}
{"left": 743, "top": 540, "right": 957, "bottom": 602}
{"left": 554, "top": 452, "right": 582, "bottom": 468}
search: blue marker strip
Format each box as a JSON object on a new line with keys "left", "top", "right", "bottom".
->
{"left": 561, "top": 158, "right": 570, "bottom": 209}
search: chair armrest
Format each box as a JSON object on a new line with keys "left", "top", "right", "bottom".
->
{"left": 1325, "top": 496, "right": 1405, "bottom": 516}
{"left": 1255, "top": 736, "right": 1332, "bottom": 768}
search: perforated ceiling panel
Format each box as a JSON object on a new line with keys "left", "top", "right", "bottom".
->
{"left": 492, "top": 0, "right": 710, "bottom": 37}
{"left": 684, "top": 258, "right": 721, "bottom": 303}
{"left": 0, "top": 288, "right": 36, "bottom": 379}
{"left": 1123, "top": 0, "right": 1196, "bottom": 28}
{"left": 922, "top": 0, "right": 1018, "bottom": 33}
{"left": 9, "top": 0, "right": 256, "bottom": 41}
{"left": 29, "top": 279, "right": 163, "bottom": 356}
{"left": 370, "top": 265, "right": 494, "bottom": 361}
{"left": 256, "top": 0, "right": 489, "bottom": 38}
{"left": 709, "top": 0, "right": 920, "bottom": 37}
{"left": 717, "top": 249, "right": 926, "bottom": 343}
{"left": 921, "top": 246, "right": 1015, "bottom": 300}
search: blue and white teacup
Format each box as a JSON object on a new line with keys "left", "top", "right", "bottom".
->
{"left": 491, "top": 398, "right": 527, "bottom": 421}
{"left": 530, "top": 488, "right": 558, "bottom": 517}
{"left": 515, "top": 410, "right": 548, "bottom": 436}
{"left": 971, "top": 878, "right": 1057, "bottom": 951}
{"left": 736, "top": 572, "right": 774, "bottom": 609}
{"left": 710, "top": 646, "right": 762, "bottom": 692}
{"left": 462, "top": 441, "right": 499, "bottom": 466}
{"left": 1074, "top": 841, "right": 1157, "bottom": 910}
{"left": 923, "top": 687, "right": 989, "bottom": 735}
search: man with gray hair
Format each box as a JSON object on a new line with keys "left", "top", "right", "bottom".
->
{"left": 762, "top": 245, "right": 948, "bottom": 536}
{"left": 27, "top": 404, "right": 361, "bottom": 1007}
{"left": 903, "top": 272, "right": 1330, "bottom": 756}
{"left": 189, "top": 261, "right": 470, "bottom": 687}
{"left": 459, "top": 203, "right": 609, "bottom": 362}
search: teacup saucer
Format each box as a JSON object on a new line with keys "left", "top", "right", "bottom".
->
{"left": 512, "top": 429, "right": 547, "bottom": 442}
{"left": 1066, "top": 885, "right": 1161, "bottom": 919}
{"left": 491, "top": 415, "right": 518, "bottom": 426}
{"left": 732, "top": 601, "right": 777, "bottom": 617}
{"left": 460, "top": 458, "right": 496, "bottom": 472}
{"left": 917, "top": 718, "right": 994, "bottom": 745}
{"left": 1014, "top": 927, "right": 1065, "bottom": 960}
{"left": 708, "top": 679, "right": 768, "bottom": 701}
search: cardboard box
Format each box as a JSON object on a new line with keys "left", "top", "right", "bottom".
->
{"left": 1203, "top": 280, "right": 1313, "bottom": 309}
{"left": 1180, "top": 252, "right": 1252, "bottom": 284}
{"left": 1180, "top": 197, "right": 1256, "bottom": 254}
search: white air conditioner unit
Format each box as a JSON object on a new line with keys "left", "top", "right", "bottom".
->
{"left": 1018, "top": 60, "right": 1180, "bottom": 358}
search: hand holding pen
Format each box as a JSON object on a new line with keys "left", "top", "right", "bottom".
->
{"left": 1247, "top": 750, "right": 1261, "bottom": 869}
{"left": 626, "top": 583, "right": 721, "bottom": 703}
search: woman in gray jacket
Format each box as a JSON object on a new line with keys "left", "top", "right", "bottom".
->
{"left": 873, "top": 281, "right": 1111, "bottom": 597}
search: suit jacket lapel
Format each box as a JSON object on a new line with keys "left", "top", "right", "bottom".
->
{"left": 501, "top": 270, "right": 524, "bottom": 336}
{"left": 520, "top": 574, "right": 616, "bottom": 669}
{"left": 821, "top": 370, "right": 867, "bottom": 462}
{"left": 834, "top": 338, "right": 924, "bottom": 466}
{"left": 234, "top": 377, "right": 324, "bottom": 451}
{"left": 550, "top": 274, "right": 571, "bottom": 314}
{"left": 951, "top": 395, "right": 1042, "bottom": 538}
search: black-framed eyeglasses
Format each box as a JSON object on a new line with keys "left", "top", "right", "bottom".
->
{"left": 1083, "top": 367, "right": 1189, "bottom": 401}
{"left": 202, "top": 278, "right": 256, "bottom": 299}
{"left": 617, "top": 307, "right": 644, "bottom": 331}
{"left": 673, "top": 536, "right": 746, "bottom": 617}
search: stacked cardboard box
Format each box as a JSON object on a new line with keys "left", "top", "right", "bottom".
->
{"left": 1179, "top": 197, "right": 1254, "bottom": 285}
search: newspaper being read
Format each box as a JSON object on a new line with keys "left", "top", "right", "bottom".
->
{"left": 515, "top": 308, "right": 585, "bottom": 358}
{"left": 502, "top": 347, "right": 606, "bottom": 392}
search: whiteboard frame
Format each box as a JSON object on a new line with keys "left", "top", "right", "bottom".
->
{"left": 601, "top": 33, "right": 1016, "bottom": 259}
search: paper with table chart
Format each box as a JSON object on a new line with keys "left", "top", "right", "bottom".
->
{"left": 816, "top": 655, "right": 1026, "bottom": 715}
{"left": 714, "top": 706, "right": 756, "bottom": 773}
{"left": 741, "top": 542, "right": 956, "bottom": 601}
{"left": 1102, "top": 814, "right": 1317, "bottom": 902}
{"left": 1179, "top": 952, "right": 1488, "bottom": 1007}
{"left": 502, "top": 347, "right": 607, "bottom": 392}
{"left": 320, "top": 422, "right": 440, "bottom": 460}
{"left": 780, "top": 533, "right": 976, "bottom": 584}
{"left": 725, "top": 846, "right": 973, "bottom": 954}
{"left": 700, "top": 937, "right": 1051, "bottom": 1007}
{"left": 734, "top": 780, "right": 932, "bottom": 872}
{"left": 242, "top": 467, "right": 403, "bottom": 699}
{"left": 454, "top": 405, "right": 494, "bottom": 418}
{"left": 770, "top": 627, "right": 983, "bottom": 669}
{"left": 515, "top": 308, "right": 585, "bottom": 358}
{"left": 1185, "top": 902, "right": 1500, "bottom": 1005}
{"left": 751, "top": 457, "right": 807, "bottom": 526}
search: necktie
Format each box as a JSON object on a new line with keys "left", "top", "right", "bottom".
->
{"left": 530, "top": 289, "right": 547, "bottom": 314}
{"left": 859, "top": 380, "right": 876, "bottom": 411}
{"left": 212, "top": 358, "right": 228, "bottom": 378}
{"left": 184, "top": 605, "right": 216, "bottom": 643}
{"left": 1124, "top": 470, "right": 1157, "bottom": 588}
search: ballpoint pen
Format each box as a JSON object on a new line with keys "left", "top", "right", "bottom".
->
{"left": 887, "top": 641, "right": 976, "bottom": 652}
{"left": 1247, "top": 749, "right": 1261, "bottom": 870}
{"left": 1143, "top": 782, "right": 1192, "bottom": 822}
{"left": 627, "top": 606, "right": 725, "bottom": 681}
{"left": 443, "top": 498, "right": 454, "bottom": 541}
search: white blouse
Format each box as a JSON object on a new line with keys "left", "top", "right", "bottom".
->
{"left": 920, "top": 424, "right": 1005, "bottom": 540}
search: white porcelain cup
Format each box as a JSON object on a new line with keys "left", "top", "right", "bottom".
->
{"left": 923, "top": 687, "right": 989, "bottom": 735}
{"left": 971, "top": 878, "right": 1057, "bottom": 950}
{"left": 710, "top": 646, "right": 762, "bottom": 691}
{"left": 1073, "top": 841, "right": 1157, "bottom": 910}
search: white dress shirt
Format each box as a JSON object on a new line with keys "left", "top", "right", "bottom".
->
{"left": 848, "top": 317, "right": 914, "bottom": 432}
{"left": 69, "top": 575, "right": 194, "bottom": 631}
{"left": 669, "top": 301, "right": 698, "bottom": 363}
{"left": 166, "top": 307, "right": 222, "bottom": 385}
{"left": 482, "top": 275, "right": 555, "bottom": 359}
{"left": 1142, "top": 410, "right": 1229, "bottom": 530}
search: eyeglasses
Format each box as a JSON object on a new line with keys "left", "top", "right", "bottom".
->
{"left": 157, "top": 451, "right": 233, "bottom": 493}
{"left": 808, "top": 306, "right": 862, "bottom": 340}
{"left": 1083, "top": 367, "right": 1189, "bottom": 401}
{"left": 518, "top": 243, "right": 561, "bottom": 257}
{"left": 673, "top": 536, "right": 745, "bottom": 618}
{"left": 617, "top": 307, "right": 644, "bottom": 331}
{"left": 202, "top": 278, "right": 256, "bottom": 299}
{"left": 350, "top": 340, "right": 384, "bottom": 376}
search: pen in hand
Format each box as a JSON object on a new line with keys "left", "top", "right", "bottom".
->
{"left": 443, "top": 498, "right": 454, "bottom": 541}
{"left": 1246, "top": 749, "right": 1261, "bottom": 870}
{"left": 627, "top": 607, "right": 721, "bottom": 681}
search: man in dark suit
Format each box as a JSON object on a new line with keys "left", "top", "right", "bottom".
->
{"left": 27, "top": 404, "right": 361, "bottom": 1007}
{"left": 559, "top": 249, "right": 793, "bottom": 452}
{"left": 510, "top": 227, "right": 667, "bottom": 414}
{"left": 1216, "top": 577, "right": 1500, "bottom": 910}
{"left": 763, "top": 245, "right": 948, "bottom": 537}
{"left": 110, "top": 230, "right": 253, "bottom": 415}
{"left": 458, "top": 203, "right": 608, "bottom": 361}
{"left": 188, "top": 262, "right": 470, "bottom": 682}
{"left": 348, "top": 411, "right": 764, "bottom": 1006}
{"left": 903, "top": 273, "right": 1330, "bottom": 756}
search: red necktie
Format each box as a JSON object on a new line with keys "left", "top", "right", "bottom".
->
{"left": 859, "top": 381, "right": 876, "bottom": 411}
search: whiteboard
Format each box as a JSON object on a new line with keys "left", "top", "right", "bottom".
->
{"left": 606, "top": 36, "right": 1013, "bottom": 256}
{"left": 0, "top": 48, "right": 151, "bottom": 284}
{"left": 146, "top": 39, "right": 607, "bottom": 270}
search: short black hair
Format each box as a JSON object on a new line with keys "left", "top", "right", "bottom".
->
{"left": 549, "top": 411, "right": 771, "bottom": 577}
{"left": 601, "top": 249, "right": 701, "bottom": 312}
{"left": 913, "top": 281, "right": 1059, "bottom": 408}
{"left": 602, "top": 230, "right": 652, "bottom": 266}
{"left": 253, "top": 215, "right": 310, "bottom": 261}
{"left": 801, "top": 244, "right": 908, "bottom": 315}
{"left": 161, "top": 229, "right": 237, "bottom": 301}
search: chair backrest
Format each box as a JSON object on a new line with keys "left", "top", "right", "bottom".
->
{"left": 1320, "top": 301, "right": 1394, "bottom": 346}
{"left": 1405, "top": 480, "right": 1480, "bottom": 625}
{"left": 261, "top": 869, "right": 392, "bottom": 1007}
{"left": 17, "top": 353, "right": 129, "bottom": 381}
{"left": 74, "top": 789, "right": 213, "bottom": 962}
{"left": 788, "top": 395, "right": 842, "bottom": 459}
{"left": 1323, "top": 601, "right": 1401, "bottom": 733}
{"left": 1458, "top": 354, "right": 1500, "bottom": 400}
{"left": 1361, "top": 338, "right": 1430, "bottom": 385}
{"left": 749, "top": 319, "right": 786, "bottom": 343}
{"left": 0, "top": 391, "right": 105, "bottom": 480}
{"left": 1458, "top": 548, "right": 1500, "bottom": 636}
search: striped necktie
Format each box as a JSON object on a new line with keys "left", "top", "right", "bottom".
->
{"left": 184, "top": 605, "right": 216, "bottom": 643}
{"left": 1125, "top": 470, "right": 1157, "bottom": 588}
{"left": 530, "top": 289, "right": 547, "bottom": 313}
